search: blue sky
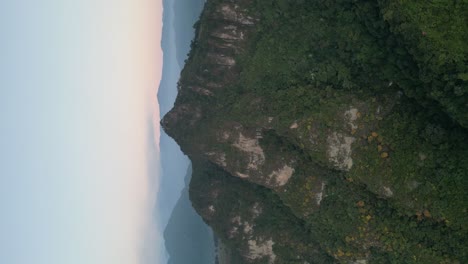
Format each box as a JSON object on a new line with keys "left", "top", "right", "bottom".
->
{"left": 0, "top": 1, "right": 163, "bottom": 263}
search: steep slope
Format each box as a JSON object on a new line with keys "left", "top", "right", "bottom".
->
{"left": 162, "top": 0, "right": 468, "bottom": 263}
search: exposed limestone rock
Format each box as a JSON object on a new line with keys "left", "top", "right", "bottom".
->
{"left": 232, "top": 203, "right": 264, "bottom": 240}
{"left": 345, "top": 108, "right": 359, "bottom": 130}
{"left": 315, "top": 182, "right": 326, "bottom": 205}
{"left": 208, "top": 205, "right": 216, "bottom": 213}
{"left": 251, "top": 202, "right": 263, "bottom": 218}
{"left": 217, "top": 4, "right": 256, "bottom": 25}
{"left": 217, "top": 153, "right": 227, "bottom": 167}
{"left": 189, "top": 85, "right": 214, "bottom": 96}
{"left": 232, "top": 216, "right": 242, "bottom": 225}
{"left": 290, "top": 122, "right": 299, "bottom": 129}
{"left": 243, "top": 221, "right": 254, "bottom": 235}
{"left": 211, "top": 25, "right": 245, "bottom": 40}
{"left": 206, "top": 81, "right": 223, "bottom": 89}
{"left": 207, "top": 38, "right": 243, "bottom": 54}
{"left": 229, "top": 214, "right": 258, "bottom": 239}
{"left": 327, "top": 132, "right": 355, "bottom": 171}
{"left": 268, "top": 165, "right": 294, "bottom": 186}
{"left": 233, "top": 133, "right": 265, "bottom": 170}
{"left": 207, "top": 53, "right": 236, "bottom": 66}
{"left": 228, "top": 226, "right": 239, "bottom": 238}
{"left": 382, "top": 186, "right": 394, "bottom": 198}
{"left": 206, "top": 151, "right": 227, "bottom": 167}
{"left": 247, "top": 239, "right": 276, "bottom": 264}
{"left": 236, "top": 172, "right": 249, "bottom": 178}
{"left": 228, "top": 216, "right": 242, "bottom": 238}
{"left": 351, "top": 260, "right": 368, "bottom": 264}
{"left": 222, "top": 131, "right": 230, "bottom": 140}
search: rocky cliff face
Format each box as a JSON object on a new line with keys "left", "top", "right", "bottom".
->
{"left": 162, "top": 2, "right": 322, "bottom": 263}
{"left": 162, "top": 1, "right": 255, "bottom": 133}
{"left": 162, "top": 0, "right": 468, "bottom": 263}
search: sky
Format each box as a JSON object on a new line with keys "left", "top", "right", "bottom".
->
{"left": 0, "top": 1, "right": 163, "bottom": 263}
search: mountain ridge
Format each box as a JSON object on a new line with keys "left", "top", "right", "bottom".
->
{"left": 162, "top": 0, "right": 468, "bottom": 263}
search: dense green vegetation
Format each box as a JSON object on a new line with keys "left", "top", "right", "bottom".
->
{"left": 190, "top": 161, "right": 334, "bottom": 264}
{"left": 165, "top": 0, "right": 468, "bottom": 263}
{"left": 244, "top": 0, "right": 468, "bottom": 126}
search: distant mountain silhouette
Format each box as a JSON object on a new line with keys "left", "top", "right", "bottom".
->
{"left": 158, "top": 1, "right": 212, "bottom": 263}
{"left": 156, "top": 0, "right": 205, "bottom": 226}
{"left": 172, "top": 0, "right": 205, "bottom": 66}
{"left": 158, "top": 0, "right": 205, "bottom": 115}
{"left": 163, "top": 165, "right": 215, "bottom": 264}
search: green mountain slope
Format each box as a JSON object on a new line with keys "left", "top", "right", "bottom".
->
{"left": 162, "top": 0, "right": 468, "bottom": 263}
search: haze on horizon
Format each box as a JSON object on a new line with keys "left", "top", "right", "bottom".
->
{"left": 0, "top": 0, "right": 164, "bottom": 263}
{"left": 156, "top": 0, "right": 214, "bottom": 263}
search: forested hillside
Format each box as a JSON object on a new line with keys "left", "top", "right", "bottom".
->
{"left": 162, "top": 0, "right": 468, "bottom": 263}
